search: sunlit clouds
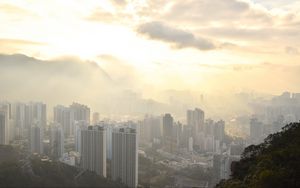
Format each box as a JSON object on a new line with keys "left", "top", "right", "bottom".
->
{"left": 0, "top": 0, "right": 300, "bottom": 96}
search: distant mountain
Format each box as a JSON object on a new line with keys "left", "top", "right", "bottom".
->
{"left": 0, "top": 145, "right": 125, "bottom": 188}
{"left": 0, "top": 53, "right": 168, "bottom": 116}
{"left": 0, "top": 53, "right": 112, "bottom": 102}
{"left": 216, "top": 122, "right": 300, "bottom": 188}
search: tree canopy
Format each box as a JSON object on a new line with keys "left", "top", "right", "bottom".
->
{"left": 216, "top": 122, "right": 300, "bottom": 188}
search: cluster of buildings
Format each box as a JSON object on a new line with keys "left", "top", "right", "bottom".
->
{"left": 139, "top": 108, "right": 227, "bottom": 155}
{"left": 3, "top": 93, "right": 297, "bottom": 188}
{"left": 0, "top": 101, "right": 138, "bottom": 188}
{"left": 137, "top": 108, "right": 244, "bottom": 187}
{"left": 249, "top": 92, "right": 300, "bottom": 144}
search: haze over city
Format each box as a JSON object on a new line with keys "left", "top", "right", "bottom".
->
{"left": 1, "top": 0, "right": 300, "bottom": 114}
{"left": 0, "top": 0, "right": 300, "bottom": 188}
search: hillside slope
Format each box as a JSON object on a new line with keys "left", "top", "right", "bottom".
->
{"left": 217, "top": 122, "right": 300, "bottom": 188}
{"left": 0, "top": 145, "right": 125, "bottom": 188}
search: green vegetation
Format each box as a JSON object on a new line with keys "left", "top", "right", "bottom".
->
{"left": 175, "top": 166, "right": 213, "bottom": 184}
{"left": 138, "top": 154, "right": 212, "bottom": 188}
{"left": 0, "top": 146, "right": 125, "bottom": 188}
{"left": 217, "top": 122, "right": 300, "bottom": 188}
{"left": 138, "top": 155, "right": 174, "bottom": 187}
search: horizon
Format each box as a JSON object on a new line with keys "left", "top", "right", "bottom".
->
{"left": 1, "top": 1, "right": 300, "bottom": 188}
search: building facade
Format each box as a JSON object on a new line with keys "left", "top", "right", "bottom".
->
{"left": 111, "top": 127, "right": 138, "bottom": 188}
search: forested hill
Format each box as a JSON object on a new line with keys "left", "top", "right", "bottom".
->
{"left": 217, "top": 122, "right": 300, "bottom": 188}
{"left": 0, "top": 145, "right": 125, "bottom": 188}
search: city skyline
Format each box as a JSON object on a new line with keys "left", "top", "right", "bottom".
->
{"left": 0, "top": 92, "right": 300, "bottom": 187}
{"left": 0, "top": 1, "right": 300, "bottom": 187}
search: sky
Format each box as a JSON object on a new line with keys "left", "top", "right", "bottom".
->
{"left": 0, "top": 0, "right": 300, "bottom": 110}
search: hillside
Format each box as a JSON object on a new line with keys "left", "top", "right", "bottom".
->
{"left": 0, "top": 145, "right": 125, "bottom": 188}
{"left": 216, "top": 122, "right": 300, "bottom": 188}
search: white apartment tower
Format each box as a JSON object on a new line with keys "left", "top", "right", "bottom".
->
{"left": 80, "top": 126, "right": 106, "bottom": 177}
{"left": 50, "top": 126, "right": 64, "bottom": 159}
{"left": 187, "top": 108, "right": 205, "bottom": 147}
{"left": 30, "top": 126, "right": 43, "bottom": 154}
{"left": 0, "top": 104, "right": 10, "bottom": 145}
{"left": 112, "top": 127, "right": 138, "bottom": 188}
{"left": 54, "top": 103, "right": 90, "bottom": 138}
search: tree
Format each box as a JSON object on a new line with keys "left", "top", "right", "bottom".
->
{"left": 217, "top": 122, "right": 300, "bottom": 188}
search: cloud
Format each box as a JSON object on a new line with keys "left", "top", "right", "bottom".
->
{"left": 85, "top": 6, "right": 133, "bottom": 24}
{"left": 85, "top": 7, "right": 116, "bottom": 23}
{"left": 137, "top": 21, "right": 215, "bottom": 50}
{"left": 110, "top": 0, "right": 127, "bottom": 7}
{"left": 285, "top": 46, "right": 299, "bottom": 55}
{"left": 0, "top": 53, "right": 112, "bottom": 105}
{"left": 165, "top": 0, "right": 248, "bottom": 21}
{"left": 96, "top": 54, "right": 140, "bottom": 86}
{"left": 132, "top": 0, "right": 300, "bottom": 52}
{"left": 0, "top": 38, "right": 46, "bottom": 55}
{"left": 0, "top": 38, "right": 45, "bottom": 46}
{"left": 0, "top": 53, "right": 171, "bottom": 116}
{"left": 0, "top": 3, "right": 33, "bottom": 15}
{"left": 139, "top": 0, "right": 272, "bottom": 27}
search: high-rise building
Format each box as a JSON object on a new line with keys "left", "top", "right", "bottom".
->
{"left": 188, "top": 137, "right": 193, "bottom": 152}
{"left": 112, "top": 127, "right": 138, "bottom": 188}
{"left": 54, "top": 105, "right": 73, "bottom": 137}
{"left": 187, "top": 108, "right": 205, "bottom": 148}
{"left": 0, "top": 104, "right": 10, "bottom": 145}
{"left": 181, "top": 125, "right": 192, "bottom": 149}
{"left": 10, "top": 102, "right": 46, "bottom": 139}
{"left": 187, "top": 108, "right": 205, "bottom": 133}
{"left": 250, "top": 117, "right": 263, "bottom": 144}
{"left": 172, "top": 121, "right": 182, "bottom": 150}
{"left": 163, "top": 113, "right": 174, "bottom": 152}
{"left": 95, "top": 121, "right": 114, "bottom": 160}
{"left": 29, "top": 102, "right": 47, "bottom": 128}
{"left": 74, "top": 121, "right": 88, "bottom": 153}
{"left": 205, "top": 119, "right": 215, "bottom": 136}
{"left": 30, "top": 126, "right": 43, "bottom": 154}
{"left": 50, "top": 126, "right": 64, "bottom": 159}
{"left": 140, "top": 115, "right": 161, "bottom": 144}
{"left": 70, "top": 102, "right": 90, "bottom": 123}
{"left": 54, "top": 103, "right": 90, "bottom": 138}
{"left": 214, "top": 120, "right": 225, "bottom": 143}
{"left": 80, "top": 126, "right": 106, "bottom": 177}
{"left": 92, "top": 112, "right": 100, "bottom": 125}
{"left": 12, "top": 102, "right": 26, "bottom": 138}
{"left": 149, "top": 116, "right": 162, "bottom": 141}
{"left": 105, "top": 124, "right": 113, "bottom": 160}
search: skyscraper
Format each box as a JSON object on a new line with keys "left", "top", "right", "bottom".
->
{"left": 163, "top": 114, "right": 173, "bottom": 138}
{"left": 187, "top": 108, "right": 205, "bottom": 149}
{"left": 29, "top": 102, "right": 47, "bottom": 128}
{"left": 10, "top": 102, "right": 46, "bottom": 139}
{"left": 80, "top": 126, "right": 106, "bottom": 177}
{"left": 70, "top": 102, "right": 90, "bottom": 123}
{"left": 214, "top": 120, "right": 225, "bottom": 143}
{"left": 30, "top": 126, "right": 43, "bottom": 154}
{"left": 13, "top": 102, "right": 26, "bottom": 138}
{"left": 92, "top": 112, "right": 100, "bottom": 125}
{"left": 0, "top": 104, "right": 10, "bottom": 145}
{"left": 250, "top": 117, "right": 263, "bottom": 144}
{"left": 50, "top": 126, "right": 64, "bottom": 159}
{"left": 187, "top": 108, "right": 205, "bottom": 133}
{"left": 74, "top": 121, "right": 88, "bottom": 153}
{"left": 54, "top": 103, "right": 90, "bottom": 138}
{"left": 112, "top": 127, "right": 138, "bottom": 188}
{"left": 140, "top": 115, "right": 161, "bottom": 144}
{"left": 163, "top": 113, "right": 174, "bottom": 153}
{"left": 54, "top": 105, "right": 73, "bottom": 137}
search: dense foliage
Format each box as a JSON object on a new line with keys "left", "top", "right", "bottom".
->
{"left": 217, "top": 122, "right": 300, "bottom": 188}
